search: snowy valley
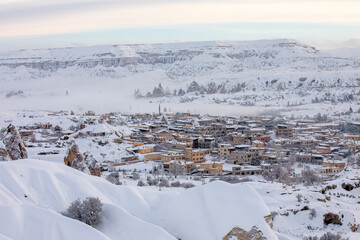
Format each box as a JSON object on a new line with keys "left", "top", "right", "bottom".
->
{"left": 1, "top": 39, "right": 360, "bottom": 240}
{"left": 1, "top": 109, "right": 360, "bottom": 239}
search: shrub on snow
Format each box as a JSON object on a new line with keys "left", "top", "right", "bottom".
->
{"left": 170, "top": 181, "right": 181, "bottom": 187}
{"left": 106, "top": 172, "right": 122, "bottom": 185}
{"left": 158, "top": 178, "right": 170, "bottom": 188}
{"left": 137, "top": 180, "right": 146, "bottom": 186}
{"left": 62, "top": 197, "right": 104, "bottom": 228}
{"left": 180, "top": 182, "right": 195, "bottom": 189}
{"left": 303, "top": 232, "right": 348, "bottom": 240}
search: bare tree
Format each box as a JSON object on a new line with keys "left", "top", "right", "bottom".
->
{"left": 132, "top": 172, "right": 140, "bottom": 180}
{"left": 309, "top": 208, "right": 316, "bottom": 220}
{"left": 304, "top": 232, "right": 348, "bottom": 240}
{"left": 262, "top": 164, "right": 292, "bottom": 183}
{"left": 300, "top": 166, "right": 319, "bottom": 186}
{"left": 158, "top": 178, "right": 170, "bottom": 188}
{"left": 169, "top": 163, "right": 184, "bottom": 178}
{"left": 296, "top": 193, "right": 303, "bottom": 203}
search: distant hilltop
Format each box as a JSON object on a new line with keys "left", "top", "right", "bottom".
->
{"left": 1, "top": 38, "right": 359, "bottom": 113}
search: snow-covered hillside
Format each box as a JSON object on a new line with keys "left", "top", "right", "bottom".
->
{"left": 1, "top": 39, "right": 359, "bottom": 115}
{"left": 1, "top": 39, "right": 359, "bottom": 79}
{"left": 0, "top": 159, "right": 277, "bottom": 240}
{"left": 1, "top": 158, "right": 360, "bottom": 239}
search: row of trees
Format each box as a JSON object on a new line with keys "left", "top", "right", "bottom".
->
{"left": 304, "top": 232, "right": 348, "bottom": 240}
{"left": 262, "top": 165, "right": 320, "bottom": 186}
{"left": 311, "top": 93, "right": 356, "bottom": 104}
{"left": 339, "top": 122, "right": 360, "bottom": 133}
{"left": 138, "top": 177, "right": 195, "bottom": 189}
{"left": 135, "top": 81, "right": 246, "bottom": 99}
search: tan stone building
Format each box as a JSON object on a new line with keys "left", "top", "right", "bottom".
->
{"left": 232, "top": 134, "right": 246, "bottom": 144}
{"left": 163, "top": 161, "right": 195, "bottom": 174}
{"left": 143, "top": 152, "right": 162, "bottom": 161}
{"left": 323, "top": 160, "right": 345, "bottom": 169}
{"left": 232, "top": 166, "right": 264, "bottom": 175}
{"left": 199, "top": 162, "right": 223, "bottom": 175}
{"left": 184, "top": 148, "right": 206, "bottom": 163}
{"left": 219, "top": 144, "right": 234, "bottom": 158}
{"left": 161, "top": 152, "right": 186, "bottom": 162}
{"left": 228, "top": 151, "right": 259, "bottom": 165}
{"left": 276, "top": 125, "right": 294, "bottom": 138}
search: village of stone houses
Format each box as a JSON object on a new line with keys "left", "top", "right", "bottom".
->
{"left": 1, "top": 105, "right": 360, "bottom": 240}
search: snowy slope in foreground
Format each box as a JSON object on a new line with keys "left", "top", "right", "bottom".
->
{"left": 0, "top": 159, "right": 277, "bottom": 240}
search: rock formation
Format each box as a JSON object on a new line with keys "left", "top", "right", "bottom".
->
{"left": 64, "top": 142, "right": 101, "bottom": 176}
{"left": 0, "top": 124, "right": 28, "bottom": 161}
{"left": 223, "top": 226, "right": 267, "bottom": 240}
{"left": 323, "top": 213, "right": 342, "bottom": 226}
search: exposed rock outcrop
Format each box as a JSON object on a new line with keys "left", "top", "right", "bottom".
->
{"left": 84, "top": 152, "right": 101, "bottom": 177}
{"left": 341, "top": 182, "right": 360, "bottom": 191}
{"left": 319, "top": 184, "right": 337, "bottom": 194}
{"left": 0, "top": 142, "right": 11, "bottom": 161}
{"left": 223, "top": 226, "right": 267, "bottom": 240}
{"left": 64, "top": 142, "right": 101, "bottom": 176}
{"left": 64, "top": 141, "right": 90, "bottom": 174}
{"left": 0, "top": 124, "right": 28, "bottom": 161}
{"left": 323, "top": 213, "right": 342, "bottom": 226}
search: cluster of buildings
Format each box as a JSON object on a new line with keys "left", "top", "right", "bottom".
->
{"left": 14, "top": 108, "right": 360, "bottom": 178}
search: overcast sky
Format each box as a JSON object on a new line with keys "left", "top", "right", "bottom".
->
{"left": 1, "top": 0, "right": 360, "bottom": 51}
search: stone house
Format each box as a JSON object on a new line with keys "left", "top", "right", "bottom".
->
{"left": 219, "top": 144, "right": 235, "bottom": 158}
{"left": 184, "top": 148, "right": 206, "bottom": 163}
{"left": 295, "top": 153, "right": 324, "bottom": 164}
{"left": 323, "top": 160, "right": 345, "bottom": 169}
{"left": 163, "top": 161, "right": 195, "bottom": 174}
{"left": 232, "top": 166, "right": 264, "bottom": 175}
{"left": 161, "top": 152, "right": 186, "bottom": 162}
{"left": 228, "top": 151, "right": 259, "bottom": 165}
{"left": 143, "top": 152, "right": 162, "bottom": 161}
{"left": 276, "top": 125, "right": 294, "bottom": 138}
{"left": 232, "top": 133, "right": 246, "bottom": 144}
{"left": 199, "top": 162, "right": 223, "bottom": 175}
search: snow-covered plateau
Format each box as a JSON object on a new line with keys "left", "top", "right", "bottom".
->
{"left": 1, "top": 39, "right": 359, "bottom": 116}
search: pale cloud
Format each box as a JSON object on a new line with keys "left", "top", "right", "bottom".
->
{"left": 1, "top": 0, "right": 360, "bottom": 37}
{"left": 224, "top": 28, "right": 295, "bottom": 35}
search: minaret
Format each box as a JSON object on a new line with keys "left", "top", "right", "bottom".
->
{"left": 159, "top": 104, "right": 161, "bottom": 115}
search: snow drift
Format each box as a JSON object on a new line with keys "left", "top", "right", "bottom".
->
{"left": 0, "top": 159, "right": 277, "bottom": 240}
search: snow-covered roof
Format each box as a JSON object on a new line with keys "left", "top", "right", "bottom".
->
{"left": 82, "top": 123, "right": 114, "bottom": 134}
